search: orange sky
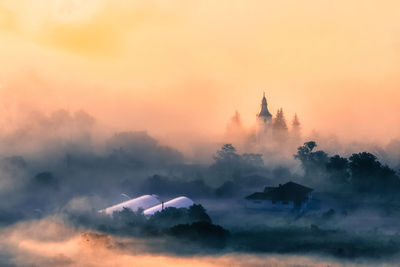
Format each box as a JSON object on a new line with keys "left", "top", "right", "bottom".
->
{"left": 0, "top": 0, "right": 399, "bottom": 144}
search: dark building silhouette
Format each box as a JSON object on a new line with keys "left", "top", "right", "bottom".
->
{"left": 245, "top": 181, "right": 313, "bottom": 211}
{"left": 257, "top": 92, "right": 272, "bottom": 123}
{"left": 255, "top": 92, "right": 301, "bottom": 144}
{"left": 256, "top": 92, "right": 273, "bottom": 142}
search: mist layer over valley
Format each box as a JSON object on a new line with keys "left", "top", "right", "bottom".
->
{"left": 0, "top": 108, "right": 399, "bottom": 266}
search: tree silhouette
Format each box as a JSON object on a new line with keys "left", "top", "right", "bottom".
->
{"left": 294, "top": 141, "right": 329, "bottom": 178}
{"left": 294, "top": 141, "right": 317, "bottom": 161}
{"left": 272, "top": 108, "right": 289, "bottom": 142}
{"left": 291, "top": 113, "right": 301, "bottom": 138}
{"left": 294, "top": 142, "right": 400, "bottom": 195}
{"left": 230, "top": 110, "right": 242, "bottom": 125}
{"left": 211, "top": 144, "right": 264, "bottom": 179}
{"left": 241, "top": 153, "right": 264, "bottom": 167}
{"left": 349, "top": 152, "right": 400, "bottom": 193}
{"left": 327, "top": 155, "right": 350, "bottom": 184}
{"left": 168, "top": 221, "right": 229, "bottom": 249}
{"left": 188, "top": 204, "right": 212, "bottom": 223}
{"left": 213, "top": 144, "right": 241, "bottom": 164}
{"left": 225, "top": 111, "right": 246, "bottom": 142}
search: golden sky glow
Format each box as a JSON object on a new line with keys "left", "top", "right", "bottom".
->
{"left": 0, "top": 0, "right": 399, "bottom": 143}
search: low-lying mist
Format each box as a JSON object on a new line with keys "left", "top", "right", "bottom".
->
{"left": 1, "top": 109, "right": 400, "bottom": 266}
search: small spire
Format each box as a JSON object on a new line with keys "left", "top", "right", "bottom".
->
{"left": 258, "top": 91, "right": 272, "bottom": 120}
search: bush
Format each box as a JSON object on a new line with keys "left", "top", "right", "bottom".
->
{"left": 168, "top": 221, "right": 230, "bottom": 249}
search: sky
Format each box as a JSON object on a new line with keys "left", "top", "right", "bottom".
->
{"left": 0, "top": 0, "right": 400, "bottom": 144}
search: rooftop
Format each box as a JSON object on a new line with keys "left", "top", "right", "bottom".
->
{"left": 245, "top": 181, "right": 313, "bottom": 204}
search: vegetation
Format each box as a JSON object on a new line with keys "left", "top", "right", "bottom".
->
{"left": 294, "top": 141, "right": 400, "bottom": 196}
{"left": 211, "top": 144, "right": 264, "bottom": 179}
{"left": 272, "top": 108, "right": 289, "bottom": 142}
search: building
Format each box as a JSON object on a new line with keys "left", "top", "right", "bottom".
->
{"left": 143, "top": 196, "right": 194, "bottom": 216}
{"left": 245, "top": 181, "right": 313, "bottom": 211}
{"left": 256, "top": 92, "right": 273, "bottom": 142}
{"left": 223, "top": 92, "right": 301, "bottom": 146}
{"left": 100, "top": 195, "right": 194, "bottom": 217}
{"left": 257, "top": 92, "right": 273, "bottom": 123}
{"left": 100, "top": 194, "right": 161, "bottom": 215}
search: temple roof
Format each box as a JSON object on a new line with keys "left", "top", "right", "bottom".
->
{"left": 258, "top": 92, "right": 272, "bottom": 120}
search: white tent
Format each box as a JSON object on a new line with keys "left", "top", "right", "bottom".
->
{"left": 143, "top": 196, "right": 194, "bottom": 216}
{"left": 101, "top": 195, "right": 160, "bottom": 215}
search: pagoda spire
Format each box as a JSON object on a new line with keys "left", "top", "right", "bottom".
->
{"left": 258, "top": 92, "right": 272, "bottom": 122}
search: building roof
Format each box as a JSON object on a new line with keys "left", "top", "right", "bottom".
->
{"left": 143, "top": 196, "right": 194, "bottom": 216}
{"left": 263, "top": 186, "right": 276, "bottom": 193}
{"left": 257, "top": 93, "right": 272, "bottom": 120}
{"left": 101, "top": 194, "right": 161, "bottom": 215}
{"left": 245, "top": 181, "right": 313, "bottom": 204}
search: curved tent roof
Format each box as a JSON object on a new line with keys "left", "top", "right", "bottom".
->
{"left": 143, "top": 196, "right": 194, "bottom": 216}
{"left": 102, "top": 195, "right": 160, "bottom": 215}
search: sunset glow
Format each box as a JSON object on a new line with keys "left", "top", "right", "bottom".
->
{"left": 1, "top": 0, "right": 399, "bottom": 143}
{"left": 1, "top": 2, "right": 400, "bottom": 266}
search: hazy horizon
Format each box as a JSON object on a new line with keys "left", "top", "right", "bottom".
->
{"left": 1, "top": 0, "right": 400, "bottom": 146}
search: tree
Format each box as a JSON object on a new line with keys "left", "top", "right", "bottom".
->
{"left": 294, "top": 141, "right": 329, "bottom": 178}
{"left": 188, "top": 204, "right": 212, "bottom": 223}
{"left": 326, "top": 155, "right": 350, "bottom": 184}
{"left": 291, "top": 113, "right": 301, "bottom": 138}
{"left": 148, "top": 205, "right": 212, "bottom": 229}
{"left": 294, "top": 141, "right": 317, "bottom": 162}
{"left": 211, "top": 144, "right": 264, "bottom": 180}
{"left": 213, "top": 144, "right": 241, "bottom": 164}
{"left": 349, "top": 152, "right": 400, "bottom": 193}
{"left": 148, "top": 207, "right": 188, "bottom": 228}
{"left": 241, "top": 153, "right": 264, "bottom": 167}
{"left": 112, "top": 207, "right": 146, "bottom": 228}
{"left": 168, "top": 221, "right": 229, "bottom": 249}
{"left": 349, "top": 152, "right": 380, "bottom": 178}
{"left": 225, "top": 111, "right": 246, "bottom": 143}
{"left": 227, "top": 111, "right": 242, "bottom": 129}
{"left": 272, "top": 108, "right": 288, "bottom": 142}
{"left": 211, "top": 144, "right": 242, "bottom": 180}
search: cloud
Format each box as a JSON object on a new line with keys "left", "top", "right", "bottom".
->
{"left": 33, "top": 0, "right": 181, "bottom": 57}
{"left": 0, "top": 109, "right": 96, "bottom": 157}
{"left": 38, "top": 16, "right": 120, "bottom": 57}
{"left": 0, "top": 4, "right": 18, "bottom": 33}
